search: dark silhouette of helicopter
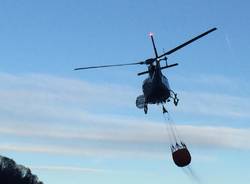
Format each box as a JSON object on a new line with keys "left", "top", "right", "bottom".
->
{"left": 75, "top": 27, "right": 217, "bottom": 114}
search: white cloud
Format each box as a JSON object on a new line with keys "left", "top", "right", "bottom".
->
{"left": 0, "top": 143, "right": 163, "bottom": 159}
{"left": 0, "top": 72, "right": 249, "bottom": 160}
{"left": 1, "top": 72, "right": 250, "bottom": 120}
{"left": 173, "top": 73, "right": 249, "bottom": 93}
{"left": 0, "top": 72, "right": 137, "bottom": 114}
{"left": 0, "top": 119, "right": 249, "bottom": 155}
{"left": 177, "top": 91, "right": 250, "bottom": 118}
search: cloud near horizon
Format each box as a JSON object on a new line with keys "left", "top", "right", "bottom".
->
{"left": 29, "top": 165, "right": 108, "bottom": 173}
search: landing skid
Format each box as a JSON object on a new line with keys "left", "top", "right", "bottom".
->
{"left": 144, "top": 104, "right": 148, "bottom": 114}
{"left": 170, "top": 90, "right": 179, "bottom": 106}
{"left": 162, "top": 104, "right": 168, "bottom": 114}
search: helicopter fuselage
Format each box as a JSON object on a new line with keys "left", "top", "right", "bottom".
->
{"left": 142, "top": 65, "right": 171, "bottom": 104}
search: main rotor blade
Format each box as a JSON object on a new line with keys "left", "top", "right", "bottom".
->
{"left": 158, "top": 27, "right": 217, "bottom": 58}
{"left": 74, "top": 61, "right": 144, "bottom": 70}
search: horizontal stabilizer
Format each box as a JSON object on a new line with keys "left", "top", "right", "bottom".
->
{"left": 137, "top": 63, "right": 178, "bottom": 76}
{"left": 160, "top": 63, "right": 179, "bottom": 70}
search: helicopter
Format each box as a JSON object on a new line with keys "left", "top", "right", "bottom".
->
{"left": 74, "top": 27, "right": 217, "bottom": 114}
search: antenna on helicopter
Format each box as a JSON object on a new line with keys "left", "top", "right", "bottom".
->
{"left": 162, "top": 48, "right": 168, "bottom": 66}
{"left": 149, "top": 32, "right": 158, "bottom": 58}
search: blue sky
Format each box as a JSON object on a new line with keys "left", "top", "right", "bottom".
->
{"left": 0, "top": 0, "right": 250, "bottom": 184}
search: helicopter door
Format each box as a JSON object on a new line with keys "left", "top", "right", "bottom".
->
{"left": 162, "top": 75, "right": 170, "bottom": 90}
{"left": 136, "top": 95, "right": 145, "bottom": 109}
